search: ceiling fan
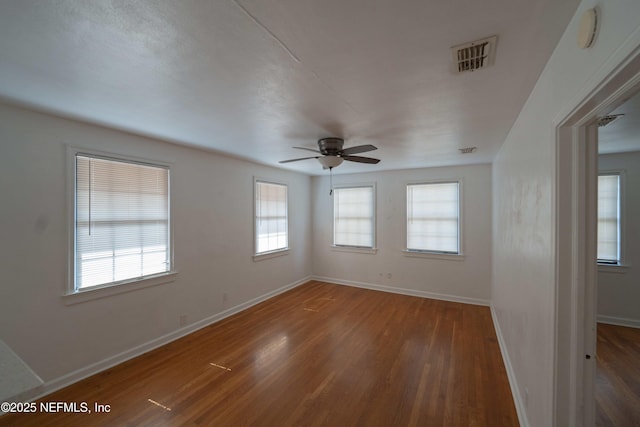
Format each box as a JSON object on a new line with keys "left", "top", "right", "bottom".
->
{"left": 279, "top": 137, "right": 380, "bottom": 169}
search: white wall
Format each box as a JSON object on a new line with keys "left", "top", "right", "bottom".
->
{"left": 0, "top": 102, "right": 312, "bottom": 397}
{"left": 598, "top": 151, "right": 640, "bottom": 326}
{"left": 312, "top": 164, "right": 492, "bottom": 304}
{"left": 492, "top": 1, "right": 640, "bottom": 426}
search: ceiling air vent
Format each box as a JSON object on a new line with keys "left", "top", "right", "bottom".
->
{"left": 459, "top": 147, "right": 477, "bottom": 154}
{"left": 597, "top": 114, "right": 624, "bottom": 127}
{"left": 451, "top": 36, "right": 497, "bottom": 73}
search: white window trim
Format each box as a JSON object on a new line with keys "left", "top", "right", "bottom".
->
{"left": 597, "top": 169, "right": 626, "bottom": 267}
{"left": 331, "top": 246, "right": 378, "bottom": 255}
{"left": 64, "top": 145, "right": 176, "bottom": 303}
{"left": 402, "top": 250, "right": 466, "bottom": 261}
{"left": 253, "top": 177, "right": 290, "bottom": 260}
{"left": 403, "top": 178, "right": 464, "bottom": 260}
{"left": 63, "top": 272, "right": 177, "bottom": 305}
{"left": 597, "top": 264, "right": 629, "bottom": 274}
{"left": 332, "top": 183, "right": 377, "bottom": 252}
{"left": 253, "top": 249, "right": 290, "bottom": 261}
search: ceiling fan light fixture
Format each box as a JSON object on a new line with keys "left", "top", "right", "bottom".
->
{"left": 318, "top": 156, "right": 343, "bottom": 168}
{"left": 280, "top": 138, "right": 379, "bottom": 168}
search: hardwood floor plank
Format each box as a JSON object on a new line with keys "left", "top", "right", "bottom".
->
{"left": 0, "top": 281, "right": 518, "bottom": 426}
{"left": 596, "top": 323, "right": 640, "bottom": 427}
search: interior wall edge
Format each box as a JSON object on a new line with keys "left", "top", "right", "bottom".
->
{"left": 490, "top": 304, "right": 529, "bottom": 427}
{"left": 597, "top": 315, "right": 640, "bottom": 329}
{"left": 311, "top": 275, "right": 490, "bottom": 307}
{"left": 0, "top": 98, "right": 306, "bottom": 176}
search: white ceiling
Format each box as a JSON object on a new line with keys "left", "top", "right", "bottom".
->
{"left": 0, "top": 0, "right": 580, "bottom": 175}
{"left": 599, "top": 90, "right": 640, "bottom": 154}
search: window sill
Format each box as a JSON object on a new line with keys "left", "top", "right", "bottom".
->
{"left": 402, "top": 250, "right": 465, "bottom": 261}
{"left": 331, "top": 245, "right": 377, "bottom": 255}
{"left": 253, "top": 248, "right": 290, "bottom": 262}
{"left": 63, "top": 271, "right": 177, "bottom": 305}
{"left": 597, "top": 264, "right": 629, "bottom": 274}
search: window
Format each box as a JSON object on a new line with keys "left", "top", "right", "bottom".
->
{"left": 406, "top": 182, "right": 460, "bottom": 254}
{"left": 333, "top": 185, "right": 375, "bottom": 248}
{"left": 597, "top": 173, "right": 621, "bottom": 264}
{"left": 255, "top": 180, "right": 288, "bottom": 255}
{"left": 74, "top": 154, "right": 171, "bottom": 291}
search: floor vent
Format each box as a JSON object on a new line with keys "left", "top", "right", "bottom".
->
{"left": 451, "top": 36, "right": 497, "bottom": 73}
{"left": 597, "top": 114, "right": 624, "bottom": 127}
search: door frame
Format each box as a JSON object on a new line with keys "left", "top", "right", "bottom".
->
{"left": 554, "top": 49, "right": 640, "bottom": 426}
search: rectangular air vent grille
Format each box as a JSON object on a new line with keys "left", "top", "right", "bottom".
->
{"left": 451, "top": 36, "right": 497, "bottom": 73}
{"left": 597, "top": 114, "right": 624, "bottom": 127}
{"left": 458, "top": 147, "right": 477, "bottom": 154}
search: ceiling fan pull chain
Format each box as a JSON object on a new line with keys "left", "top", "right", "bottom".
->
{"left": 329, "top": 167, "right": 333, "bottom": 196}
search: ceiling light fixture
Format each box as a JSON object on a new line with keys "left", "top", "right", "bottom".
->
{"left": 318, "top": 156, "right": 344, "bottom": 168}
{"left": 577, "top": 8, "right": 598, "bottom": 49}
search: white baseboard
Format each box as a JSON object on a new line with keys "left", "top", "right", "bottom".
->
{"left": 597, "top": 315, "right": 640, "bottom": 328}
{"left": 312, "top": 275, "right": 490, "bottom": 306}
{"left": 18, "top": 275, "right": 491, "bottom": 405}
{"left": 24, "top": 276, "right": 311, "bottom": 403}
{"left": 490, "top": 305, "right": 529, "bottom": 427}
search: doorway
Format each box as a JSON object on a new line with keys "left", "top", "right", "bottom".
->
{"left": 555, "top": 51, "right": 640, "bottom": 426}
{"left": 594, "top": 90, "right": 640, "bottom": 425}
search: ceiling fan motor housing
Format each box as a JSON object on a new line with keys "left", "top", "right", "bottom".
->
{"left": 318, "top": 137, "right": 344, "bottom": 155}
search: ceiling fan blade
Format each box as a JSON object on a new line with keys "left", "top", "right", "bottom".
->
{"left": 293, "top": 146, "right": 321, "bottom": 153}
{"left": 279, "top": 156, "right": 320, "bottom": 164}
{"left": 341, "top": 144, "right": 377, "bottom": 155}
{"left": 342, "top": 155, "right": 380, "bottom": 164}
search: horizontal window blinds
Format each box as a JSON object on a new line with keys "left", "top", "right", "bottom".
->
{"left": 255, "top": 181, "right": 288, "bottom": 254}
{"left": 75, "top": 155, "right": 170, "bottom": 289}
{"left": 597, "top": 174, "right": 620, "bottom": 263}
{"left": 407, "top": 182, "right": 459, "bottom": 253}
{"left": 334, "top": 186, "right": 374, "bottom": 248}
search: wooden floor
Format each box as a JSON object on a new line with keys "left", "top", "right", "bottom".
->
{"left": 1, "top": 281, "right": 518, "bottom": 426}
{"left": 596, "top": 323, "right": 640, "bottom": 426}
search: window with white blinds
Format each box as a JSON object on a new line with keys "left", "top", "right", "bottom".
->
{"left": 74, "top": 154, "right": 170, "bottom": 290}
{"left": 333, "top": 186, "right": 375, "bottom": 248}
{"left": 597, "top": 174, "right": 620, "bottom": 264}
{"left": 255, "top": 181, "right": 288, "bottom": 255}
{"left": 406, "top": 182, "right": 460, "bottom": 254}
